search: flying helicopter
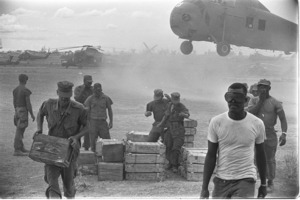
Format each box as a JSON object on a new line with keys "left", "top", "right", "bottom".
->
{"left": 170, "top": 0, "right": 298, "bottom": 56}
{"left": 59, "top": 45, "right": 104, "bottom": 68}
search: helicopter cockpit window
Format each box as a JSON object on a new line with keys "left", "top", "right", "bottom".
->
{"left": 246, "top": 17, "right": 254, "bottom": 29}
{"left": 258, "top": 19, "right": 266, "bottom": 31}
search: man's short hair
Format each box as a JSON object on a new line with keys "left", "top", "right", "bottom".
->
{"left": 228, "top": 83, "right": 247, "bottom": 95}
{"left": 19, "top": 74, "right": 28, "bottom": 83}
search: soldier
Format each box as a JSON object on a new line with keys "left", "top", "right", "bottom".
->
{"left": 158, "top": 92, "right": 190, "bottom": 173}
{"left": 248, "top": 79, "right": 288, "bottom": 193}
{"left": 200, "top": 83, "right": 267, "bottom": 199}
{"left": 145, "top": 89, "right": 170, "bottom": 142}
{"left": 84, "top": 83, "right": 113, "bottom": 152}
{"left": 74, "top": 75, "right": 93, "bottom": 150}
{"left": 34, "top": 81, "right": 88, "bottom": 198}
{"left": 12, "top": 74, "right": 35, "bottom": 156}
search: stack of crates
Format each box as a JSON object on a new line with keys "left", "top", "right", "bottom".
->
{"left": 95, "top": 139, "right": 125, "bottom": 181}
{"left": 124, "top": 132, "right": 166, "bottom": 182}
{"left": 178, "top": 147, "right": 209, "bottom": 181}
{"left": 183, "top": 119, "right": 198, "bottom": 148}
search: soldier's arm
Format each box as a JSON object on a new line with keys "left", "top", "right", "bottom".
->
{"left": 35, "top": 101, "right": 47, "bottom": 136}
{"left": 247, "top": 97, "right": 264, "bottom": 115}
{"left": 179, "top": 104, "right": 190, "bottom": 118}
{"left": 25, "top": 95, "right": 35, "bottom": 121}
{"left": 107, "top": 103, "right": 113, "bottom": 128}
{"left": 201, "top": 141, "right": 218, "bottom": 198}
{"left": 278, "top": 110, "right": 288, "bottom": 133}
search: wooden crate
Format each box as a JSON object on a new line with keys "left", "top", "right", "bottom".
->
{"left": 125, "top": 141, "right": 165, "bottom": 154}
{"left": 125, "top": 163, "right": 164, "bottom": 173}
{"left": 185, "top": 128, "right": 197, "bottom": 135}
{"left": 183, "top": 142, "right": 194, "bottom": 148}
{"left": 95, "top": 139, "right": 118, "bottom": 156}
{"left": 186, "top": 150, "right": 207, "bottom": 164}
{"left": 186, "top": 163, "right": 205, "bottom": 173}
{"left": 184, "top": 119, "right": 198, "bottom": 128}
{"left": 125, "top": 153, "right": 165, "bottom": 164}
{"left": 78, "top": 150, "right": 96, "bottom": 165}
{"left": 125, "top": 172, "right": 165, "bottom": 181}
{"left": 126, "top": 131, "right": 149, "bottom": 142}
{"left": 78, "top": 164, "right": 98, "bottom": 175}
{"left": 186, "top": 172, "right": 203, "bottom": 182}
{"left": 96, "top": 139, "right": 125, "bottom": 162}
{"left": 184, "top": 135, "right": 194, "bottom": 143}
{"left": 29, "top": 134, "right": 73, "bottom": 168}
{"left": 181, "top": 147, "right": 207, "bottom": 161}
{"left": 98, "top": 162, "right": 124, "bottom": 181}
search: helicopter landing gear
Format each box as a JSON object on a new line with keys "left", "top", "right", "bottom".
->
{"left": 216, "top": 42, "right": 231, "bottom": 56}
{"left": 180, "top": 41, "right": 193, "bottom": 55}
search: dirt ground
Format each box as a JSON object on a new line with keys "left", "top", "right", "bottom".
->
{"left": 0, "top": 54, "right": 298, "bottom": 198}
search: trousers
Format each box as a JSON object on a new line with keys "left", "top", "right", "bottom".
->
{"left": 89, "top": 119, "right": 110, "bottom": 152}
{"left": 212, "top": 177, "right": 256, "bottom": 198}
{"left": 44, "top": 160, "right": 77, "bottom": 198}
{"left": 147, "top": 124, "right": 165, "bottom": 142}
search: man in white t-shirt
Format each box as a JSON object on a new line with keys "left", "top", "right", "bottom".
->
{"left": 200, "top": 83, "right": 267, "bottom": 199}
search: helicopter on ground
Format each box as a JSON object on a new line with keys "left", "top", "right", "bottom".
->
{"left": 18, "top": 50, "right": 51, "bottom": 60}
{"left": 170, "top": 0, "right": 298, "bottom": 56}
{"left": 59, "top": 45, "right": 104, "bottom": 68}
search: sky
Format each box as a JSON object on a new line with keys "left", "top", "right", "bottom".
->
{"left": 0, "top": 0, "right": 298, "bottom": 54}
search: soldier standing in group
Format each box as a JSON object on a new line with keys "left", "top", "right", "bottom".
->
{"left": 12, "top": 74, "right": 35, "bottom": 156}
{"left": 84, "top": 83, "right": 113, "bottom": 152}
{"left": 34, "top": 81, "right": 88, "bottom": 198}
{"left": 158, "top": 92, "right": 190, "bottom": 173}
{"left": 74, "top": 75, "right": 93, "bottom": 150}
{"left": 248, "top": 79, "right": 288, "bottom": 193}
{"left": 144, "top": 89, "right": 170, "bottom": 142}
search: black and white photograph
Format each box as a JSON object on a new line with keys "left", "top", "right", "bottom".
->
{"left": 0, "top": 0, "right": 298, "bottom": 198}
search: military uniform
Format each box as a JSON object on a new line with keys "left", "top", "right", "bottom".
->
{"left": 74, "top": 75, "right": 93, "bottom": 150}
{"left": 37, "top": 81, "right": 87, "bottom": 198}
{"left": 84, "top": 92, "right": 113, "bottom": 152}
{"left": 145, "top": 89, "right": 170, "bottom": 142}
{"left": 163, "top": 93, "right": 190, "bottom": 170}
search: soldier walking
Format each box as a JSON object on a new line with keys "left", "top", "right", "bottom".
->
{"left": 74, "top": 75, "right": 93, "bottom": 150}
{"left": 12, "top": 74, "right": 35, "bottom": 156}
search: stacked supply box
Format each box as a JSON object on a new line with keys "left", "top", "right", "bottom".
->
{"left": 126, "top": 131, "right": 150, "bottom": 142}
{"left": 125, "top": 140, "right": 166, "bottom": 181}
{"left": 183, "top": 119, "right": 198, "bottom": 148}
{"left": 77, "top": 150, "right": 98, "bottom": 175}
{"left": 178, "top": 147, "right": 209, "bottom": 181}
{"left": 96, "top": 139, "right": 125, "bottom": 181}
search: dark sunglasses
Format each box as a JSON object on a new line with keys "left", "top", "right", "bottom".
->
{"left": 224, "top": 92, "right": 246, "bottom": 103}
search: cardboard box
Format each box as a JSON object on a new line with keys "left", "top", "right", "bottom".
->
{"left": 29, "top": 134, "right": 73, "bottom": 168}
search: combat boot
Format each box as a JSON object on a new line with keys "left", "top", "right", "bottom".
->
{"left": 13, "top": 150, "right": 28, "bottom": 156}
{"left": 267, "top": 180, "right": 274, "bottom": 193}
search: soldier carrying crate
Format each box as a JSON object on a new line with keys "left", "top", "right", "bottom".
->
{"left": 157, "top": 92, "right": 190, "bottom": 173}
{"left": 34, "top": 81, "right": 88, "bottom": 198}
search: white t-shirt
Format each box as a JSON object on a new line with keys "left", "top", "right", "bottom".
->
{"left": 208, "top": 112, "right": 265, "bottom": 180}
